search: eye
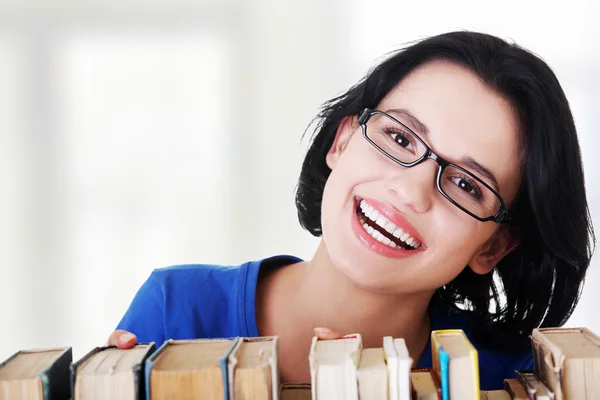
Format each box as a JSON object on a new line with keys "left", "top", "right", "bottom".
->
{"left": 450, "top": 176, "right": 482, "bottom": 199}
{"left": 388, "top": 130, "right": 415, "bottom": 151}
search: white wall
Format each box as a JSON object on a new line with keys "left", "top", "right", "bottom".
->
{"left": 0, "top": 1, "right": 598, "bottom": 361}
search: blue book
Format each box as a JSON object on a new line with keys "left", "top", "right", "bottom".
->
{"left": 145, "top": 338, "right": 239, "bottom": 400}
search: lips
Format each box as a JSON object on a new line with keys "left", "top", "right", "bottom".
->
{"left": 350, "top": 196, "right": 427, "bottom": 258}
{"left": 357, "top": 197, "right": 426, "bottom": 248}
{"left": 357, "top": 199, "right": 422, "bottom": 249}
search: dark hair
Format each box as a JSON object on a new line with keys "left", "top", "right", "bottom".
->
{"left": 295, "top": 31, "right": 595, "bottom": 352}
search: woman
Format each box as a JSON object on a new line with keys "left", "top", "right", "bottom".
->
{"left": 108, "top": 31, "right": 594, "bottom": 390}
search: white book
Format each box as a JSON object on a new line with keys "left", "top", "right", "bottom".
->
{"left": 384, "top": 336, "right": 413, "bottom": 400}
{"left": 357, "top": 348, "right": 388, "bottom": 400}
{"left": 309, "top": 334, "right": 362, "bottom": 400}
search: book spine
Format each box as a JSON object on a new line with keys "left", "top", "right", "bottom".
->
{"left": 41, "top": 347, "right": 72, "bottom": 400}
{"left": 439, "top": 348, "right": 449, "bottom": 400}
{"left": 131, "top": 343, "right": 156, "bottom": 400}
{"left": 220, "top": 337, "right": 239, "bottom": 400}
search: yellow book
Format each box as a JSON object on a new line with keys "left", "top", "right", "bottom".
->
{"left": 431, "top": 329, "right": 479, "bottom": 400}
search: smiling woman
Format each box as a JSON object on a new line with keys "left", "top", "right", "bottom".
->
{"left": 109, "top": 31, "right": 595, "bottom": 390}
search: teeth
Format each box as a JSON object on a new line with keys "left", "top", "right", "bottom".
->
{"left": 358, "top": 199, "right": 422, "bottom": 249}
{"left": 384, "top": 222, "right": 396, "bottom": 234}
{"left": 375, "top": 215, "right": 388, "bottom": 228}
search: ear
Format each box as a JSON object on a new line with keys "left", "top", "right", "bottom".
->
{"left": 325, "top": 115, "right": 358, "bottom": 169}
{"left": 469, "top": 226, "right": 520, "bottom": 275}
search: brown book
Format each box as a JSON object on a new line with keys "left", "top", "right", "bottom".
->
{"left": 480, "top": 390, "right": 511, "bottom": 400}
{"left": 280, "top": 383, "right": 311, "bottom": 400}
{"left": 503, "top": 378, "right": 529, "bottom": 400}
{"left": 146, "top": 338, "right": 237, "bottom": 400}
{"left": 71, "top": 343, "right": 155, "bottom": 399}
{"left": 0, "top": 347, "right": 72, "bottom": 400}
{"left": 515, "top": 370, "right": 553, "bottom": 400}
{"left": 228, "top": 336, "right": 279, "bottom": 400}
{"left": 410, "top": 368, "right": 441, "bottom": 400}
{"left": 532, "top": 327, "right": 600, "bottom": 400}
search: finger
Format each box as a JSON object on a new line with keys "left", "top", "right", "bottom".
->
{"left": 313, "top": 327, "right": 345, "bottom": 340}
{"left": 107, "top": 330, "right": 137, "bottom": 349}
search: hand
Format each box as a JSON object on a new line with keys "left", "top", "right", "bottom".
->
{"left": 313, "top": 327, "right": 348, "bottom": 340}
{"left": 107, "top": 329, "right": 138, "bottom": 349}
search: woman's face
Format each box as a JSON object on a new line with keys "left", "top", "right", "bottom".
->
{"left": 320, "top": 60, "right": 522, "bottom": 293}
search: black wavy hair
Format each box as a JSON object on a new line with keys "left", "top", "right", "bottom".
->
{"left": 294, "top": 31, "right": 595, "bottom": 352}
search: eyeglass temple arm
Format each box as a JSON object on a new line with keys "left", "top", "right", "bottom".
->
{"left": 358, "top": 109, "right": 372, "bottom": 125}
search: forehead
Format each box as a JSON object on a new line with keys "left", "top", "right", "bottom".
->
{"left": 378, "top": 60, "right": 522, "bottom": 201}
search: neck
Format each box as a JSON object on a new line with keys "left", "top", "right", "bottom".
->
{"left": 287, "top": 240, "right": 433, "bottom": 349}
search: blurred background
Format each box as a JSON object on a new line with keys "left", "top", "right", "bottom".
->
{"left": 1, "top": 0, "right": 598, "bottom": 361}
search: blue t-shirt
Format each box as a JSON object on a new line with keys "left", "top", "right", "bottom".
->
{"left": 116, "top": 255, "right": 533, "bottom": 390}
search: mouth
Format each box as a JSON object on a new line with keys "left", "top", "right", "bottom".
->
{"left": 355, "top": 198, "right": 423, "bottom": 251}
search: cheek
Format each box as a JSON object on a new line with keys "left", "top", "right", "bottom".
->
{"left": 435, "top": 219, "right": 493, "bottom": 266}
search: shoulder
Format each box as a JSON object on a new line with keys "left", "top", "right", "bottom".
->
{"left": 121, "top": 255, "right": 301, "bottom": 340}
{"left": 149, "top": 262, "right": 248, "bottom": 295}
{"left": 149, "top": 254, "right": 302, "bottom": 295}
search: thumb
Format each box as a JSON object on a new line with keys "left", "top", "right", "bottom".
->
{"left": 107, "top": 330, "right": 137, "bottom": 349}
{"left": 313, "top": 327, "right": 345, "bottom": 340}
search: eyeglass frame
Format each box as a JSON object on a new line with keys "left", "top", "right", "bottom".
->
{"left": 357, "top": 108, "right": 511, "bottom": 224}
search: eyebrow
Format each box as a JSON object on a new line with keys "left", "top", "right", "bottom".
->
{"left": 386, "top": 108, "right": 429, "bottom": 136}
{"left": 460, "top": 157, "right": 500, "bottom": 192}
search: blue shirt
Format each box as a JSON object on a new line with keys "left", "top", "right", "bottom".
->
{"left": 116, "top": 255, "right": 533, "bottom": 390}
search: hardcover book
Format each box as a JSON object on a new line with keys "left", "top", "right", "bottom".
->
{"left": 431, "top": 330, "right": 479, "bottom": 400}
{"left": 0, "top": 347, "right": 72, "bottom": 400}
{"left": 145, "top": 338, "right": 237, "bottom": 400}
{"left": 70, "top": 343, "right": 155, "bottom": 399}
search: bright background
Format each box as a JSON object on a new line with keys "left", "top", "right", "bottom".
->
{"left": 1, "top": 1, "right": 598, "bottom": 361}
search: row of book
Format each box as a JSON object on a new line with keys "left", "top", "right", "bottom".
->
{"left": 0, "top": 327, "right": 599, "bottom": 399}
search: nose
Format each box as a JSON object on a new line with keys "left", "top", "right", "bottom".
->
{"left": 385, "top": 160, "right": 438, "bottom": 214}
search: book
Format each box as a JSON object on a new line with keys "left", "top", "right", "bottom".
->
{"left": 279, "top": 383, "right": 311, "bottom": 400}
{"left": 503, "top": 378, "right": 529, "bottom": 400}
{"left": 357, "top": 348, "right": 387, "bottom": 399}
{"left": 145, "top": 338, "right": 238, "bottom": 400}
{"left": 431, "top": 330, "right": 480, "bottom": 400}
{"left": 515, "top": 370, "right": 554, "bottom": 400}
{"left": 0, "top": 347, "right": 72, "bottom": 400}
{"left": 531, "top": 327, "right": 600, "bottom": 400}
{"left": 480, "top": 390, "right": 511, "bottom": 400}
{"left": 228, "top": 336, "right": 279, "bottom": 400}
{"left": 383, "top": 336, "right": 412, "bottom": 400}
{"left": 309, "top": 334, "right": 362, "bottom": 400}
{"left": 410, "top": 368, "right": 441, "bottom": 400}
{"left": 70, "top": 343, "right": 155, "bottom": 399}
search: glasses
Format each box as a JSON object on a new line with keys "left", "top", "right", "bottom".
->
{"left": 358, "top": 108, "right": 510, "bottom": 223}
